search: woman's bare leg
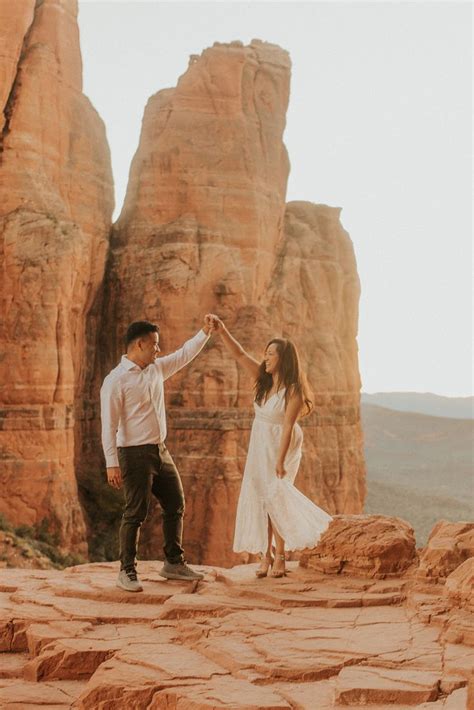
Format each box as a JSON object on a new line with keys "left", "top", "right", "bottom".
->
{"left": 256, "top": 517, "right": 274, "bottom": 576}
{"left": 270, "top": 523, "right": 286, "bottom": 576}
{"left": 266, "top": 516, "right": 273, "bottom": 557}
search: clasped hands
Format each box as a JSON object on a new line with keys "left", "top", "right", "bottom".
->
{"left": 203, "top": 313, "right": 222, "bottom": 334}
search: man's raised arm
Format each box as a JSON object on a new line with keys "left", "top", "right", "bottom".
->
{"left": 157, "top": 315, "right": 214, "bottom": 381}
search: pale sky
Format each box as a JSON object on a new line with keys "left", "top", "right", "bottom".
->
{"left": 78, "top": 1, "right": 472, "bottom": 396}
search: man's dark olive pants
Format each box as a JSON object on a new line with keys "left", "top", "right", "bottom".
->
{"left": 117, "top": 443, "right": 185, "bottom": 569}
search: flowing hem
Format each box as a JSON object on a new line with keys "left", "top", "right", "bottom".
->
{"left": 233, "top": 478, "right": 333, "bottom": 554}
{"left": 233, "top": 527, "right": 330, "bottom": 556}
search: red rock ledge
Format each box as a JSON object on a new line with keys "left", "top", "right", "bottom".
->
{"left": 0, "top": 550, "right": 472, "bottom": 708}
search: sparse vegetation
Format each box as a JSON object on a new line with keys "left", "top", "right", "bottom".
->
{"left": 0, "top": 514, "right": 86, "bottom": 568}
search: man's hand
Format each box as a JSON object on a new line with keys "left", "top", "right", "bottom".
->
{"left": 107, "top": 466, "right": 122, "bottom": 489}
{"left": 203, "top": 313, "right": 220, "bottom": 334}
{"left": 276, "top": 461, "right": 287, "bottom": 479}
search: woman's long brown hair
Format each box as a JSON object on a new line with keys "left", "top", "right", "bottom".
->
{"left": 254, "top": 338, "right": 313, "bottom": 416}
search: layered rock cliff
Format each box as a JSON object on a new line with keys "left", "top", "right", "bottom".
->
{"left": 0, "top": 0, "right": 114, "bottom": 551}
{"left": 96, "top": 41, "right": 364, "bottom": 566}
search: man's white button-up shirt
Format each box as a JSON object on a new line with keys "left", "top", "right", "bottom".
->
{"left": 100, "top": 329, "right": 209, "bottom": 467}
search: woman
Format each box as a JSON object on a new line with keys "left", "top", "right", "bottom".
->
{"left": 214, "top": 317, "right": 332, "bottom": 578}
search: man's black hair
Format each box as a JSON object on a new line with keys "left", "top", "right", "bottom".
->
{"left": 125, "top": 321, "right": 159, "bottom": 348}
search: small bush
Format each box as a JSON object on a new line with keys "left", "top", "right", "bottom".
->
{"left": 14, "top": 524, "right": 34, "bottom": 539}
{"left": 2, "top": 514, "right": 86, "bottom": 569}
{"left": 0, "top": 514, "right": 13, "bottom": 533}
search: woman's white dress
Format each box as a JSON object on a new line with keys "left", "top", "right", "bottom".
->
{"left": 233, "top": 389, "right": 332, "bottom": 554}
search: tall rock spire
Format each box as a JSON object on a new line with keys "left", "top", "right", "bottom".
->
{"left": 0, "top": 0, "right": 114, "bottom": 551}
{"left": 99, "top": 40, "right": 364, "bottom": 565}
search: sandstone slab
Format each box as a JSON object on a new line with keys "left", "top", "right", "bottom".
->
{"left": 1, "top": 561, "right": 471, "bottom": 708}
{"left": 335, "top": 666, "right": 440, "bottom": 705}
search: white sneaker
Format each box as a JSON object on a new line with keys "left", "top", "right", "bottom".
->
{"left": 116, "top": 566, "right": 143, "bottom": 592}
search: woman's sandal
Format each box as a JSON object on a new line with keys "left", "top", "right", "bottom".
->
{"left": 255, "top": 553, "right": 274, "bottom": 578}
{"left": 270, "top": 553, "right": 286, "bottom": 578}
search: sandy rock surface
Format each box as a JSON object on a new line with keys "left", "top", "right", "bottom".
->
{"left": 0, "top": 558, "right": 472, "bottom": 709}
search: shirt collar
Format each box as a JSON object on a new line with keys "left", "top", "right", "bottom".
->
{"left": 121, "top": 355, "right": 141, "bottom": 371}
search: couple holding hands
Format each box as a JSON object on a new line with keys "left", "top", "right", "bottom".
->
{"left": 100, "top": 315, "right": 332, "bottom": 592}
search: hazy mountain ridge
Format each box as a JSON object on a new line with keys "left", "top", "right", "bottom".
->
{"left": 361, "top": 401, "right": 473, "bottom": 545}
{"left": 365, "top": 479, "right": 473, "bottom": 546}
{"left": 362, "top": 391, "right": 474, "bottom": 419}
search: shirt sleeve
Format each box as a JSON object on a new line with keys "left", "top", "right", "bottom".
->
{"left": 100, "top": 374, "right": 123, "bottom": 467}
{"left": 157, "top": 329, "right": 210, "bottom": 381}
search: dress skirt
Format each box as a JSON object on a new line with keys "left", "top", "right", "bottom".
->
{"left": 233, "top": 390, "right": 332, "bottom": 554}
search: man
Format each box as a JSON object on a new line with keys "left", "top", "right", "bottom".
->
{"left": 100, "top": 315, "right": 215, "bottom": 592}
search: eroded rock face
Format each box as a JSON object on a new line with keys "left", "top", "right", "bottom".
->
{"left": 417, "top": 521, "right": 474, "bottom": 583}
{"left": 0, "top": 1, "right": 35, "bottom": 132}
{"left": 300, "top": 514, "right": 418, "bottom": 578}
{"left": 445, "top": 558, "right": 474, "bottom": 612}
{"left": 0, "top": 556, "right": 471, "bottom": 708}
{"left": 0, "top": 0, "right": 113, "bottom": 551}
{"left": 95, "top": 41, "right": 364, "bottom": 566}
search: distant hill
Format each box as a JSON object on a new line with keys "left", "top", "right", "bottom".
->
{"left": 361, "top": 392, "right": 473, "bottom": 419}
{"left": 365, "top": 479, "right": 473, "bottom": 547}
{"left": 361, "top": 403, "right": 474, "bottom": 545}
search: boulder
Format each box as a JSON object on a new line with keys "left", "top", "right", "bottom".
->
{"left": 300, "top": 514, "right": 417, "bottom": 578}
{"left": 417, "top": 521, "right": 474, "bottom": 582}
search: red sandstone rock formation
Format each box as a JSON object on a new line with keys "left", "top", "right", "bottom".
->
{"left": 300, "top": 514, "right": 418, "bottom": 578}
{"left": 0, "top": 1, "right": 35, "bottom": 133}
{"left": 0, "top": 9, "right": 364, "bottom": 566}
{"left": 445, "top": 558, "right": 474, "bottom": 613}
{"left": 417, "top": 521, "right": 474, "bottom": 582}
{"left": 0, "top": 517, "right": 472, "bottom": 708}
{"left": 0, "top": 0, "right": 113, "bottom": 551}
{"left": 98, "top": 41, "right": 364, "bottom": 566}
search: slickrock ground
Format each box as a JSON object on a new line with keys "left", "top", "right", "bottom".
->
{"left": 0, "top": 516, "right": 472, "bottom": 709}
{"left": 0, "top": 563, "right": 471, "bottom": 709}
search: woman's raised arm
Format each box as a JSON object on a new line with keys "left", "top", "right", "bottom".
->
{"left": 213, "top": 317, "right": 260, "bottom": 379}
